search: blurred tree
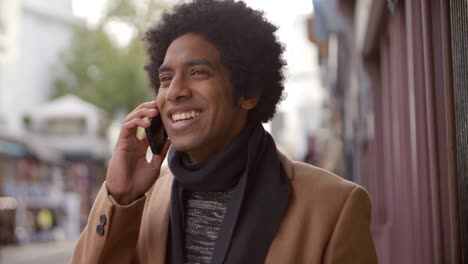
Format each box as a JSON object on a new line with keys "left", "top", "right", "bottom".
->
{"left": 51, "top": 0, "right": 169, "bottom": 116}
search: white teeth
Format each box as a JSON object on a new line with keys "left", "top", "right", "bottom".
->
{"left": 172, "top": 111, "right": 200, "bottom": 122}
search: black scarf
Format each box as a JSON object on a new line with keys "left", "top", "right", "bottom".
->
{"left": 168, "top": 123, "right": 291, "bottom": 264}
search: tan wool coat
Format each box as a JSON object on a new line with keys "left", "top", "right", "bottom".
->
{"left": 71, "top": 152, "right": 378, "bottom": 264}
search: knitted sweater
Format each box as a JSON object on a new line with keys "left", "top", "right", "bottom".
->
{"left": 183, "top": 191, "right": 232, "bottom": 264}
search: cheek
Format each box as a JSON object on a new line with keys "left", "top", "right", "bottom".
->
{"left": 155, "top": 91, "right": 165, "bottom": 109}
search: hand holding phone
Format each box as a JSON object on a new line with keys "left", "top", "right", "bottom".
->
{"left": 145, "top": 115, "right": 168, "bottom": 155}
{"left": 106, "top": 101, "right": 169, "bottom": 205}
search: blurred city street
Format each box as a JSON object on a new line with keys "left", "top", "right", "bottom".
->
{"left": 0, "top": 240, "right": 76, "bottom": 264}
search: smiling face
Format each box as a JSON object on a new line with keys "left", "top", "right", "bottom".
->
{"left": 156, "top": 33, "right": 256, "bottom": 163}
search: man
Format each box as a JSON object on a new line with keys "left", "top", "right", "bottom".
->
{"left": 71, "top": 0, "right": 377, "bottom": 263}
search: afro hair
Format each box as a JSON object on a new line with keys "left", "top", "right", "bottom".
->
{"left": 144, "top": 0, "right": 286, "bottom": 123}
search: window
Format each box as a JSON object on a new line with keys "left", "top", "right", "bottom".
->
{"left": 45, "top": 118, "right": 87, "bottom": 136}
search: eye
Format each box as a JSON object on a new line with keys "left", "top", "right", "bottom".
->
{"left": 159, "top": 75, "right": 172, "bottom": 87}
{"left": 193, "top": 70, "right": 207, "bottom": 75}
{"left": 191, "top": 69, "right": 209, "bottom": 79}
{"left": 160, "top": 76, "right": 172, "bottom": 82}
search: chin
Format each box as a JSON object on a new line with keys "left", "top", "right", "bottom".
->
{"left": 169, "top": 138, "right": 200, "bottom": 153}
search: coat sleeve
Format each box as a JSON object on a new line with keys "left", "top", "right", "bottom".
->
{"left": 323, "top": 186, "right": 378, "bottom": 264}
{"left": 70, "top": 182, "right": 146, "bottom": 264}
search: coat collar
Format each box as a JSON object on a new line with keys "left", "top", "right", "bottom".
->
{"left": 277, "top": 150, "right": 295, "bottom": 180}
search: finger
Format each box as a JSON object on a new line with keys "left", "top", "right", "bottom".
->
{"left": 127, "top": 100, "right": 158, "bottom": 118}
{"left": 120, "top": 118, "right": 151, "bottom": 138}
{"left": 135, "top": 100, "right": 158, "bottom": 111}
{"left": 124, "top": 108, "right": 159, "bottom": 123}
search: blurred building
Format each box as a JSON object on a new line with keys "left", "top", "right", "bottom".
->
{"left": 0, "top": 94, "right": 110, "bottom": 245}
{"left": 309, "top": 0, "right": 468, "bottom": 263}
{"left": 0, "top": 0, "right": 79, "bottom": 135}
{"left": 0, "top": 130, "right": 71, "bottom": 244}
{"left": 27, "top": 94, "right": 109, "bottom": 161}
{"left": 265, "top": 12, "right": 325, "bottom": 162}
{"left": 26, "top": 94, "right": 110, "bottom": 238}
{"left": 0, "top": 0, "right": 112, "bottom": 245}
{"left": 0, "top": 133, "right": 28, "bottom": 244}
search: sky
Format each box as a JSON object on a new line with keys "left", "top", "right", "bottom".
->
{"left": 72, "top": 0, "right": 108, "bottom": 26}
{"left": 72, "top": 0, "right": 314, "bottom": 24}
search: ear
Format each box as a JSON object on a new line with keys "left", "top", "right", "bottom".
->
{"left": 239, "top": 94, "right": 260, "bottom": 110}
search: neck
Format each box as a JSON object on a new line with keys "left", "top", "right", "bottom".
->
{"left": 186, "top": 122, "right": 248, "bottom": 164}
{"left": 168, "top": 123, "right": 255, "bottom": 191}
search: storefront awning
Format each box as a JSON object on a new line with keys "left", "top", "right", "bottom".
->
{"left": 0, "top": 138, "right": 28, "bottom": 157}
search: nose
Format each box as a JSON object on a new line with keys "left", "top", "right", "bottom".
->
{"left": 165, "top": 75, "right": 191, "bottom": 102}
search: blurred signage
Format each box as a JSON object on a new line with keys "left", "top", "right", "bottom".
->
{"left": 0, "top": 139, "right": 27, "bottom": 157}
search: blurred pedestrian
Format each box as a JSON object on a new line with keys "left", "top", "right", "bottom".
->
{"left": 303, "top": 134, "right": 318, "bottom": 165}
{"left": 71, "top": 1, "right": 377, "bottom": 263}
{"left": 319, "top": 105, "right": 345, "bottom": 177}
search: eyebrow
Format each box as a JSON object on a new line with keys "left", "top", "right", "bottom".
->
{"left": 158, "top": 65, "right": 172, "bottom": 74}
{"left": 158, "top": 58, "right": 215, "bottom": 74}
{"left": 186, "top": 58, "right": 215, "bottom": 69}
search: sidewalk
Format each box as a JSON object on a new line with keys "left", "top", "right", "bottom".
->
{"left": 0, "top": 239, "right": 77, "bottom": 264}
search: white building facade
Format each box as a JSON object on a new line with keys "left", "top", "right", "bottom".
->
{"left": 0, "top": 0, "right": 21, "bottom": 131}
{"left": 0, "top": 0, "right": 78, "bottom": 135}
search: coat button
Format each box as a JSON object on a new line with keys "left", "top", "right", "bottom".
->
{"left": 99, "top": 214, "right": 107, "bottom": 225}
{"left": 96, "top": 224, "right": 105, "bottom": 236}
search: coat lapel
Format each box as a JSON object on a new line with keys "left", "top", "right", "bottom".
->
{"left": 145, "top": 171, "right": 172, "bottom": 264}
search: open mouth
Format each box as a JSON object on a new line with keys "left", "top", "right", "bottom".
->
{"left": 171, "top": 110, "right": 200, "bottom": 122}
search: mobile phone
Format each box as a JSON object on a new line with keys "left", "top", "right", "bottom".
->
{"left": 145, "top": 114, "right": 168, "bottom": 154}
